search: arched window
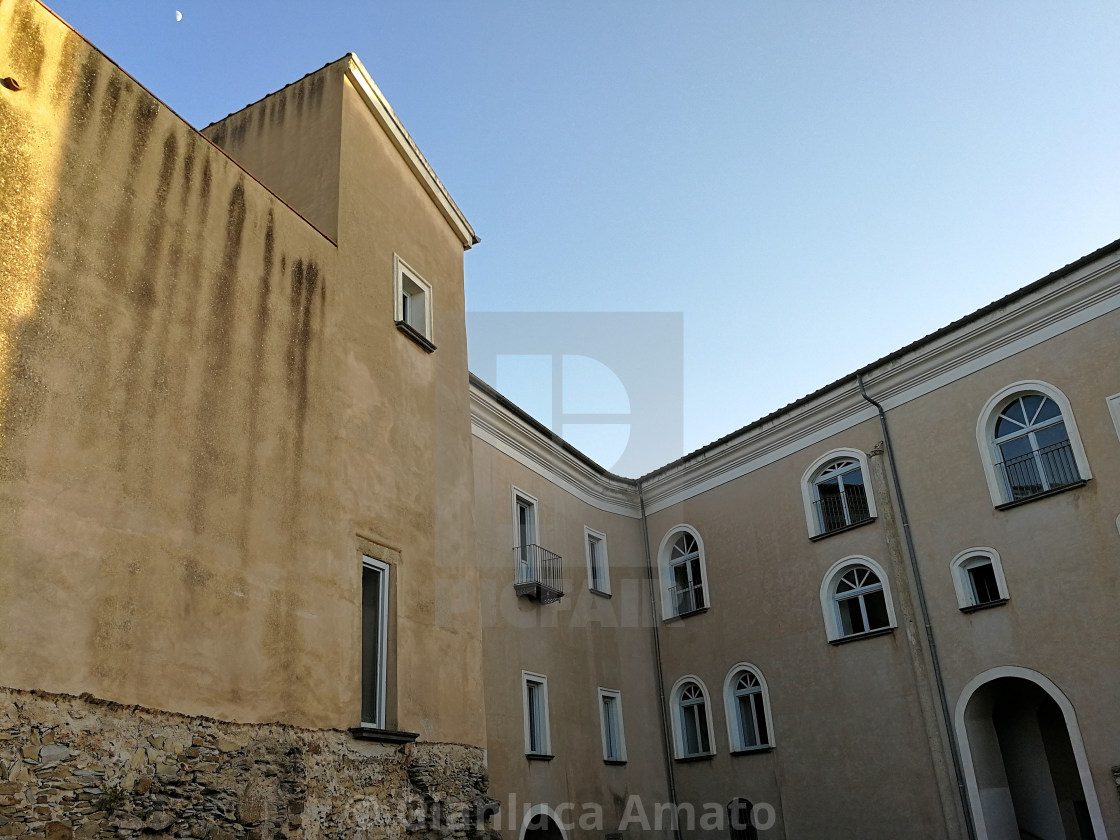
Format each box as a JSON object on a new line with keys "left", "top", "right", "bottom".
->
{"left": 975, "top": 382, "right": 1090, "bottom": 507}
{"left": 800, "top": 448, "right": 877, "bottom": 538}
{"left": 819, "top": 557, "right": 897, "bottom": 642}
{"left": 657, "top": 526, "right": 709, "bottom": 619}
{"left": 950, "top": 548, "right": 1009, "bottom": 611}
{"left": 670, "top": 677, "right": 715, "bottom": 758}
{"left": 723, "top": 664, "right": 773, "bottom": 752}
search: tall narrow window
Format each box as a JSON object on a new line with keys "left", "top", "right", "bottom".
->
{"left": 585, "top": 527, "right": 610, "bottom": 595}
{"left": 599, "top": 688, "right": 626, "bottom": 762}
{"left": 669, "top": 531, "right": 705, "bottom": 616}
{"left": 672, "top": 678, "right": 714, "bottom": 758}
{"left": 361, "top": 557, "right": 390, "bottom": 728}
{"left": 522, "top": 671, "right": 552, "bottom": 757}
{"left": 724, "top": 665, "right": 772, "bottom": 752}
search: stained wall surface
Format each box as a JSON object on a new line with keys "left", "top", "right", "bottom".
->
{"left": 0, "top": 0, "right": 486, "bottom": 748}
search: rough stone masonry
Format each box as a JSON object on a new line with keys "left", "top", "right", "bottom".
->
{"left": 0, "top": 688, "right": 498, "bottom": 840}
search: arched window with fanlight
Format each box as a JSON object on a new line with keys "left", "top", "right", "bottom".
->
{"left": 670, "top": 676, "right": 716, "bottom": 759}
{"left": 993, "top": 394, "right": 1079, "bottom": 500}
{"left": 976, "top": 382, "right": 1091, "bottom": 507}
{"left": 723, "top": 664, "right": 773, "bottom": 753}
{"left": 657, "top": 526, "right": 710, "bottom": 619}
{"left": 819, "top": 556, "right": 897, "bottom": 643}
{"left": 800, "top": 448, "right": 878, "bottom": 539}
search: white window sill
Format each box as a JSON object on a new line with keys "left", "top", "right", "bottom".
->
{"left": 828, "top": 626, "right": 894, "bottom": 646}
{"left": 395, "top": 320, "right": 436, "bottom": 353}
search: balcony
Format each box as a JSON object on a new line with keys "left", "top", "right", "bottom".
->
{"left": 514, "top": 544, "right": 564, "bottom": 604}
{"left": 997, "top": 439, "right": 1080, "bottom": 503}
{"left": 669, "top": 582, "right": 706, "bottom": 617}
{"left": 813, "top": 489, "right": 872, "bottom": 536}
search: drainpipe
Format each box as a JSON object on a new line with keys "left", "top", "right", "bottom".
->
{"left": 856, "top": 373, "right": 977, "bottom": 840}
{"left": 637, "top": 483, "right": 683, "bottom": 840}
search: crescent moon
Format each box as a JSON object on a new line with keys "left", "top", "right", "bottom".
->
{"left": 175, "top": 10, "right": 183, "bottom": 21}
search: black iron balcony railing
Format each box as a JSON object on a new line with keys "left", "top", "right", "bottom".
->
{"left": 514, "top": 544, "right": 564, "bottom": 604}
{"left": 813, "top": 488, "right": 872, "bottom": 535}
{"left": 669, "top": 582, "right": 705, "bottom": 617}
{"left": 997, "top": 439, "right": 1080, "bottom": 502}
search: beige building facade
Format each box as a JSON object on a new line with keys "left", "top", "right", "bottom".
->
{"left": 1, "top": 2, "right": 1118, "bottom": 838}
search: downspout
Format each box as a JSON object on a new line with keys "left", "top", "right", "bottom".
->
{"left": 856, "top": 373, "right": 977, "bottom": 840}
{"left": 637, "top": 482, "right": 683, "bottom": 840}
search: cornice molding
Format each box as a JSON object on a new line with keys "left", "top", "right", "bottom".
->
{"left": 640, "top": 250, "right": 1120, "bottom": 513}
{"left": 470, "top": 387, "right": 641, "bottom": 519}
{"left": 344, "top": 55, "right": 479, "bottom": 249}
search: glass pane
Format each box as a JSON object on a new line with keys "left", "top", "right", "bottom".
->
{"left": 682, "top": 707, "right": 700, "bottom": 755}
{"left": 698, "top": 704, "right": 711, "bottom": 753}
{"left": 527, "top": 683, "right": 541, "bottom": 752}
{"left": 998, "top": 434, "right": 1033, "bottom": 461}
{"left": 361, "top": 565, "right": 384, "bottom": 725}
{"left": 816, "top": 477, "right": 847, "bottom": 531}
{"left": 1033, "top": 396, "right": 1060, "bottom": 424}
{"left": 998, "top": 398, "right": 1027, "bottom": 431}
{"left": 843, "top": 475, "right": 870, "bottom": 522}
{"left": 864, "top": 591, "right": 890, "bottom": 630}
{"left": 754, "top": 694, "right": 769, "bottom": 746}
{"left": 1020, "top": 394, "right": 1044, "bottom": 423}
{"left": 968, "top": 563, "right": 1000, "bottom": 605}
{"left": 738, "top": 695, "right": 759, "bottom": 747}
{"left": 1033, "top": 421, "right": 1069, "bottom": 450}
{"left": 838, "top": 595, "right": 865, "bottom": 635}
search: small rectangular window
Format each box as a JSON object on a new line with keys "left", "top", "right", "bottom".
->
{"left": 968, "top": 562, "right": 1000, "bottom": 605}
{"left": 585, "top": 527, "right": 610, "bottom": 595}
{"left": 361, "top": 557, "right": 390, "bottom": 728}
{"left": 393, "top": 254, "right": 435, "bottom": 350}
{"left": 523, "top": 671, "right": 551, "bottom": 756}
{"left": 599, "top": 688, "right": 626, "bottom": 762}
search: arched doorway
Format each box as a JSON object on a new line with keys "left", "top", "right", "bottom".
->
{"left": 956, "top": 667, "right": 1106, "bottom": 839}
{"left": 520, "top": 807, "right": 566, "bottom": 840}
{"left": 727, "top": 798, "right": 758, "bottom": 840}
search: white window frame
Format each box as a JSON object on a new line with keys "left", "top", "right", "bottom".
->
{"left": 669, "top": 675, "right": 716, "bottom": 759}
{"left": 522, "top": 670, "right": 552, "bottom": 756}
{"left": 360, "top": 556, "right": 390, "bottom": 729}
{"left": 800, "top": 448, "right": 878, "bottom": 538}
{"left": 1106, "top": 393, "right": 1120, "bottom": 443}
{"left": 818, "top": 556, "right": 897, "bottom": 643}
{"left": 597, "top": 687, "right": 627, "bottom": 763}
{"left": 974, "top": 381, "right": 1091, "bottom": 507}
{"left": 723, "top": 663, "right": 774, "bottom": 752}
{"left": 656, "top": 525, "right": 710, "bottom": 620}
{"left": 512, "top": 487, "right": 539, "bottom": 552}
{"left": 393, "top": 254, "right": 434, "bottom": 345}
{"left": 584, "top": 526, "right": 611, "bottom": 596}
{"left": 950, "top": 547, "right": 1009, "bottom": 610}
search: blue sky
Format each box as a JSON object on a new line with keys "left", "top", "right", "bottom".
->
{"left": 44, "top": 1, "right": 1120, "bottom": 474}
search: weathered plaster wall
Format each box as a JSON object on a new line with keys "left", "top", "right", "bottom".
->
{"left": 470, "top": 432, "right": 672, "bottom": 840}
{"left": 203, "top": 64, "right": 343, "bottom": 242}
{"left": 0, "top": 687, "right": 496, "bottom": 840}
{"left": 0, "top": 0, "right": 488, "bottom": 746}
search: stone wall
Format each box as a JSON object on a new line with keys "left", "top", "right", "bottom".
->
{"left": 0, "top": 688, "right": 496, "bottom": 840}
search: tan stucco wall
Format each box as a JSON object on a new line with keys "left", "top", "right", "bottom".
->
{"left": 882, "top": 306, "right": 1120, "bottom": 828}
{"left": 203, "top": 61, "right": 344, "bottom": 242}
{"left": 643, "top": 417, "right": 954, "bottom": 840}
{"left": 0, "top": 0, "right": 486, "bottom": 748}
{"left": 472, "top": 435, "right": 672, "bottom": 840}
